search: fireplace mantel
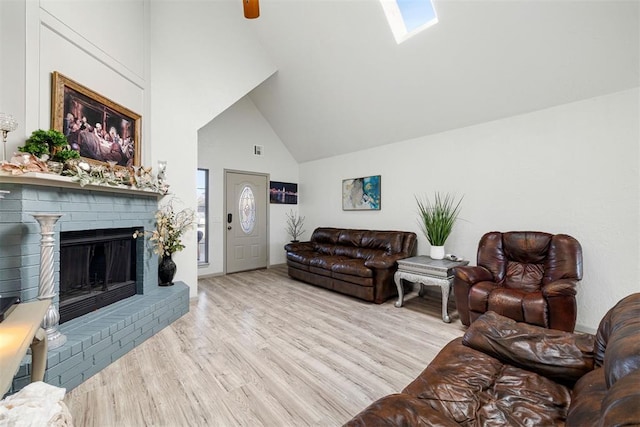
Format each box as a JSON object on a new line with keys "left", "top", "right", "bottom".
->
{"left": 0, "top": 172, "right": 163, "bottom": 198}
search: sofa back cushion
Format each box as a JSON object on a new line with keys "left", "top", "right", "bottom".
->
{"left": 593, "top": 293, "right": 640, "bottom": 388}
{"left": 338, "top": 229, "right": 366, "bottom": 247}
{"left": 310, "top": 228, "right": 341, "bottom": 245}
{"left": 310, "top": 228, "right": 341, "bottom": 255}
{"left": 309, "top": 227, "right": 416, "bottom": 259}
{"left": 567, "top": 293, "right": 640, "bottom": 426}
{"left": 361, "top": 231, "right": 404, "bottom": 254}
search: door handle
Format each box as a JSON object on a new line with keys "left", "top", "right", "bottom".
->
{"left": 227, "top": 213, "right": 232, "bottom": 223}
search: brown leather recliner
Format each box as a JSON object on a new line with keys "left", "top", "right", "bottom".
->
{"left": 345, "top": 293, "right": 640, "bottom": 427}
{"left": 453, "top": 231, "right": 582, "bottom": 332}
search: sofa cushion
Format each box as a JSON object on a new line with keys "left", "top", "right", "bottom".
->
{"left": 310, "top": 227, "right": 341, "bottom": 244}
{"left": 402, "top": 338, "right": 571, "bottom": 426}
{"left": 338, "top": 229, "right": 366, "bottom": 247}
{"left": 344, "top": 393, "right": 460, "bottom": 427}
{"left": 287, "top": 259, "right": 309, "bottom": 272}
{"left": 599, "top": 368, "right": 640, "bottom": 426}
{"left": 286, "top": 250, "right": 316, "bottom": 265}
{"left": 334, "top": 246, "right": 361, "bottom": 258}
{"left": 462, "top": 311, "right": 594, "bottom": 385}
{"left": 331, "top": 259, "right": 373, "bottom": 278}
{"left": 593, "top": 293, "right": 640, "bottom": 387}
{"left": 314, "top": 243, "right": 335, "bottom": 255}
{"left": 566, "top": 369, "right": 607, "bottom": 426}
{"left": 332, "top": 272, "right": 373, "bottom": 287}
{"left": 361, "top": 232, "right": 404, "bottom": 254}
{"left": 309, "top": 256, "right": 349, "bottom": 271}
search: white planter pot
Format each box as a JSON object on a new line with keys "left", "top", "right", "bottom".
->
{"left": 430, "top": 245, "right": 445, "bottom": 260}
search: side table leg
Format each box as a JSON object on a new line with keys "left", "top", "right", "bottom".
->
{"left": 441, "top": 281, "right": 451, "bottom": 323}
{"left": 394, "top": 273, "right": 404, "bottom": 308}
{"left": 418, "top": 283, "right": 425, "bottom": 297}
{"left": 30, "top": 328, "right": 47, "bottom": 383}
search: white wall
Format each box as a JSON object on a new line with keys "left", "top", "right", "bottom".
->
{"left": 0, "top": 1, "right": 146, "bottom": 157}
{"left": 0, "top": 0, "right": 27, "bottom": 150}
{"left": 198, "top": 96, "right": 299, "bottom": 276}
{"left": 2, "top": 0, "right": 276, "bottom": 299}
{"left": 149, "top": 0, "right": 277, "bottom": 296}
{"left": 299, "top": 88, "right": 640, "bottom": 332}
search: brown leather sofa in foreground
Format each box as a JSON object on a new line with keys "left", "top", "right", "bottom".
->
{"left": 453, "top": 231, "right": 583, "bottom": 332}
{"left": 285, "top": 227, "right": 416, "bottom": 304}
{"left": 345, "top": 293, "right": 640, "bottom": 427}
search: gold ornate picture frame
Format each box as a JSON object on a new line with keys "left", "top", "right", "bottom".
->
{"left": 51, "top": 71, "right": 141, "bottom": 167}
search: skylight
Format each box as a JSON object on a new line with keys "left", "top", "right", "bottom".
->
{"left": 380, "top": 0, "right": 438, "bottom": 44}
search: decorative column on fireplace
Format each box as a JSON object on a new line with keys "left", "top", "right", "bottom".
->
{"left": 32, "top": 213, "right": 67, "bottom": 350}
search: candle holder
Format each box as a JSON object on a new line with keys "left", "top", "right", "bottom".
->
{"left": 0, "top": 113, "right": 18, "bottom": 162}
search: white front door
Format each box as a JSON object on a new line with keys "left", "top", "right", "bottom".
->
{"left": 225, "top": 171, "right": 268, "bottom": 273}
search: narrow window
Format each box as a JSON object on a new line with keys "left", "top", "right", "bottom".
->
{"left": 197, "top": 169, "right": 209, "bottom": 264}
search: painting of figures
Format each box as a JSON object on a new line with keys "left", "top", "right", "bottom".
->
{"left": 51, "top": 71, "right": 141, "bottom": 167}
{"left": 342, "top": 175, "right": 381, "bottom": 210}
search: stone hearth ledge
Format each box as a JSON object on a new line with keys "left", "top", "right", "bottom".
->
{"left": 9, "top": 281, "right": 189, "bottom": 394}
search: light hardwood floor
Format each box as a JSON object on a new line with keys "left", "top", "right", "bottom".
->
{"left": 64, "top": 266, "right": 466, "bottom": 426}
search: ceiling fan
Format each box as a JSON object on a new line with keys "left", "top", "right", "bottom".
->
{"left": 243, "top": 0, "right": 259, "bottom": 19}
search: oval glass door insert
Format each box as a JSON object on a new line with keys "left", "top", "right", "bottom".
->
{"left": 238, "top": 185, "right": 256, "bottom": 234}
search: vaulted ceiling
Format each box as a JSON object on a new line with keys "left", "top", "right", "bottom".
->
{"left": 246, "top": 0, "right": 639, "bottom": 163}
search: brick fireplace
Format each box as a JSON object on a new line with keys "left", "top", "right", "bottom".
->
{"left": 0, "top": 174, "right": 189, "bottom": 394}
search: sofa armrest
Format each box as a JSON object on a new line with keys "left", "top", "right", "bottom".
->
{"left": 462, "top": 311, "right": 595, "bottom": 385}
{"left": 284, "top": 241, "right": 314, "bottom": 252}
{"left": 364, "top": 254, "right": 407, "bottom": 270}
{"left": 453, "top": 265, "right": 494, "bottom": 285}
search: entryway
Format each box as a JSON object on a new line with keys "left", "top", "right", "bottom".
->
{"left": 224, "top": 170, "right": 268, "bottom": 273}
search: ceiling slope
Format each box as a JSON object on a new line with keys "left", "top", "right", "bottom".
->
{"left": 247, "top": 0, "right": 640, "bottom": 163}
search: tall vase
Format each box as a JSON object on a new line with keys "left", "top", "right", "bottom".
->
{"left": 430, "top": 245, "right": 445, "bottom": 260}
{"left": 158, "top": 254, "right": 177, "bottom": 286}
{"left": 32, "top": 213, "right": 67, "bottom": 350}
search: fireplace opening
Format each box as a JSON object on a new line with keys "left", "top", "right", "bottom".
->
{"left": 59, "top": 227, "right": 140, "bottom": 324}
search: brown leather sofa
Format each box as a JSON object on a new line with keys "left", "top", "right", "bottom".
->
{"left": 284, "top": 227, "right": 417, "bottom": 304}
{"left": 453, "top": 231, "right": 583, "bottom": 332}
{"left": 345, "top": 293, "right": 640, "bottom": 427}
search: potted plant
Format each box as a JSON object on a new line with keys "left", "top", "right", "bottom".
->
{"left": 19, "top": 129, "right": 68, "bottom": 158}
{"left": 52, "top": 146, "right": 80, "bottom": 163}
{"left": 285, "top": 209, "right": 306, "bottom": 242}
{"left": 416, "top": 192, "right": 462, "bottom": 260}
{"left": 133, "top": 200, "right": 195, "bottom": 286}
{"left": 18, "top": 129, "right": 76, "bottom": 173}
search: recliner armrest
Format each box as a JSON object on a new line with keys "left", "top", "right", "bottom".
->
{"left": 462, "top": 311, "right": 595, "bottom": 385}
{"left": 453, "top": 265, "right": 494, "bottom": 284}
{"left": 542, "top": 279, "right": 579, "bottom": 297}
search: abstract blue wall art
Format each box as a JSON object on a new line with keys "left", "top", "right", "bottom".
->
{"left": 342, "top": 175, "right": 381, "bottom": 211}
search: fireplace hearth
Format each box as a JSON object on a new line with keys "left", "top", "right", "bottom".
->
{"left": 59, "top": 227, "right": 140, "bottom": 323}
{"left": 0, "top": 175, "right": 189, "bottom": 394}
